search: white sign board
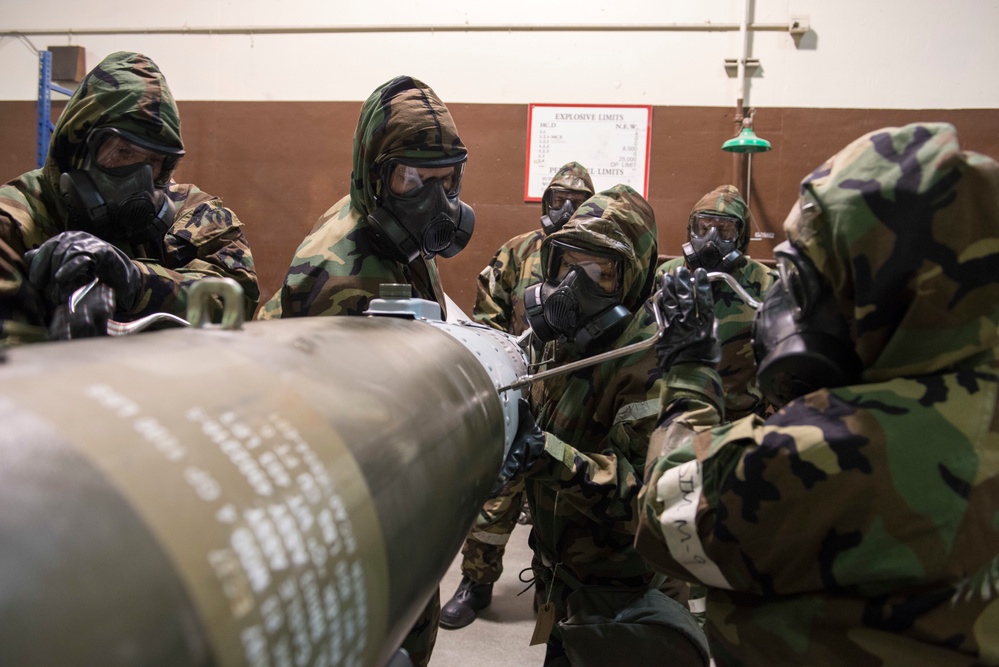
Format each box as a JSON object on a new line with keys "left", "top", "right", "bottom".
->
{"left": 524, "top": 104, "right": 652, "bottom": 201}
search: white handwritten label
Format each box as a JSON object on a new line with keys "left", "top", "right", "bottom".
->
{"left": 656, "top": 459, "right": 733, "bottom": 590}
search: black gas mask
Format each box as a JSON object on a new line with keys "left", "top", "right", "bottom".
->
{"left": 367, "top": 158, "right": 475, "bottom": 264}
{"left": 752, "top": 240, "right": 862, "bottom": 408}
{"left": 682, "top": 212, "right": 746, "bottom": 273}
{"left": 540, "top": 188, "right": 590, "bottom": 236}
{"left": 524, "top": 240, "right": 630, "bottom": 351}
{"left": 59, "top": 127, "right": 182, "bottom": 246}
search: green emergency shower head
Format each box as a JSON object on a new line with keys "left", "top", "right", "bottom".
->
{"left": 722, "top": 126, "right": 772, "bottom": 153}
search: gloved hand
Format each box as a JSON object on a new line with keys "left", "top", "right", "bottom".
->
{"left": 492, "top": 399, "right": 547, "bottom": 496}
{"left": 25, "top": 231, "right": 141, "bottom": 313}
{"left": 46, "top": 282, "right": 115, "bottom": 340}
{"left": 655, "top": 266, "right": 720, "bottom": 372}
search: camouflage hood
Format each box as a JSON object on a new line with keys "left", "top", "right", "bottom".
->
{"left": 786, "top": 122, "right": 999, "bottom": 381}
{"left": 542, "top": 184, "right": 658, "bottom": 312}
{"left": 541, "top": 161, "right": 595, "bottom": 216}
{"left": 349, "top": 76, "right": 467, "bottom": 218}
{"left": 43, "top": 51, "right": 184, "bottom": 197}
{"left": 689, "top": 184, "right": 750, "bottom": 252}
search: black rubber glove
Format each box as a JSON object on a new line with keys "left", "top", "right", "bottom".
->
{"left": 492, "top": 399, "right": 547, "bottom": 496}
{"left": 656, "top": 266, "right": 720, "bottom": 372}
{"left": 46, "top": 282, "right": 115, "bottom": 340}
{"left": 25, "top": 231, "right": 141, "bottom": 312}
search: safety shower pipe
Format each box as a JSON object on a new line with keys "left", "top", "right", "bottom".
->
{"left": 735, "top": 0, "right": 754, "bottom": 208}
{"left": 735, "top": 0, "right": 751, "bottom": 120}
{"left": 3, "top": 21, "right": 799, "bottom": 37}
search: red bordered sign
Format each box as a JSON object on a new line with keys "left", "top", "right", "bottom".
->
{"left": 524, "top": 104, "right": 653, "bottom": 202}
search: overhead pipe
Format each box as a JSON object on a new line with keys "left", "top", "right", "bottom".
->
{"left": 734, "top": 0, "right": 751, "bottom": 128}
{"left": 3, "top": 21, "right": 802, "bottom": 38}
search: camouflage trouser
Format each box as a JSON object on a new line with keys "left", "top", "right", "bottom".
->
{"left": 399, "top": 588, "right": 440, "bottom": 667}
{"left": 459, "top": 474, "right": 526, "bottom": 584}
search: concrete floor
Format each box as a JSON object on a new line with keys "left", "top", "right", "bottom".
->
{"left": 431, "top": 521, "right": 546, "bottom": 666}
{"left": 428, "top": 521, "right": 717, "bottom": 667}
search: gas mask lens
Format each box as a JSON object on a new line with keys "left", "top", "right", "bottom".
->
{"left": 90, "top": 128, "right": 181, "bottom": 187}
{"left": 388, "top": 162, "right": 464, "bottom": 198}
{"left": 689, "top": 213, "right": 740, "bottom": 241}
{"left": 548, "top": 242, "right": 622, "bottom": 294}
{"left": 547, "top": 188, "right": 589, "bottom": 212}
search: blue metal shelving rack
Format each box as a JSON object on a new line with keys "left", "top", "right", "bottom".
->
{"left": 36, "top": 50, "right": 75, "bottom": 168}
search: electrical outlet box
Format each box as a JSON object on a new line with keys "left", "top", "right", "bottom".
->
{"left": 47, "top": 46, "right": 86, "bottom": 83}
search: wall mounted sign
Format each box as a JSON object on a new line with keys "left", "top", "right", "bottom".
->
{"left": 525, "top": 104, "right": 653, "bottom": 202}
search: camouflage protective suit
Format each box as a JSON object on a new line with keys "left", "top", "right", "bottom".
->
{"left": 636, "top": 123, "right": 999, "bottom": 666}
{"left": 256, "top": 75, "right": 460, "bottom": 320}
{"left": 257, "top": 75, "right": 466, "bottom": 667}
{"left": 520, "top": 184, "right": 666, "bottom": 658}
{"left": 461, "top": 162, "right": 595, "bottom": 586}
{"left": 0, "top": 51, "right": 259, "bottom": 345}
{"left": 657, "top": 185, "right": 774, "bottom": 422}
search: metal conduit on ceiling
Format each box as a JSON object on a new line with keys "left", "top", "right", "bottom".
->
{"left": 3, "top": 21, "right": 806, "bottom": 36}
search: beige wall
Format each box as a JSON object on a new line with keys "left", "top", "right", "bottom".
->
{"left": 4, "top": 1, "right": 999, "bottom": 110}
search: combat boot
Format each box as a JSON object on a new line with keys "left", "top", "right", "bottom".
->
{"left": 439, "top": 575, "right": 493, "bottom": 629}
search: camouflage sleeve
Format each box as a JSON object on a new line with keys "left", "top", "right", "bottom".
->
{"left": 129, "top": 199, "right": 259, "bottom": 323}
{"left": 0, "top": 231, "right": 47, "bottom": 345}
{"left": 260, "top": 265, "right": 405, "bottom": 319}
{"left": 533, "top": 382, "right": 663, "bottom": 525}
{"left": 257, "top": 201, "right": 414, "bottom": 319}
{"left": 715, "top": 260, "right": 776, "bottom": 420}
{"left": 471, "top": 244, "right": 519, "bottom": 333}
{"left": 635, "top": 363, "right": 730, "bottom": 581}
{"left": 0, "top": 190, "right": 51, "bottom": 345}
{"left": 638, "top": 368, "right": 999, "bottom": 602}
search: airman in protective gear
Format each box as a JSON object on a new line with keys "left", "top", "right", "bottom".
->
{"left": 0, "top": 51, "right": 259, "bottom": 345}
{"left": 257, "top": 75, "right": 474, "bottom": 667}
{"left": 659, "top": 184, "right": 775, "bottom": 421}
{"left": 257, "top": 75, "right": 473, "bottom": 320}
{"left": 441, "top": 162, "right": 595, "bottom": 630}
{"left": 496, "top": 184, "right": 708, "bottom": 665}
{"left": 637, "top": 122, "right": 999, "bottom": 666}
